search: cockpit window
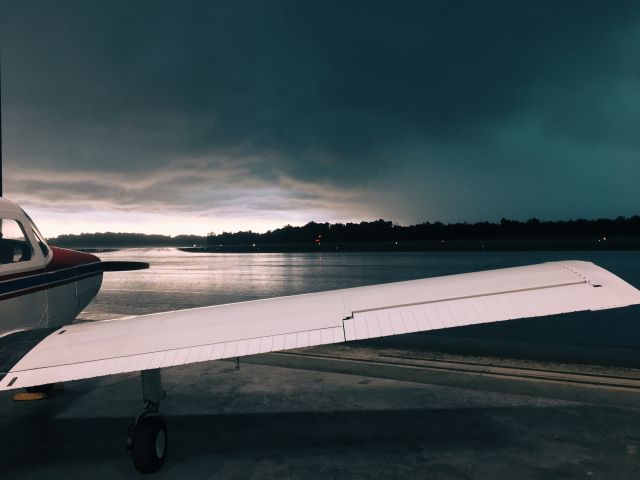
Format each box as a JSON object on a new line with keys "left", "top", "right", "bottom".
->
{"left": 20, "top": 209, "right": 50, "bottom": 258}
{"left": 30, "top": 225, "right": 50, "bottom": 257}
{"left": 0, "top": 219, "right": 33, "bottom": 264}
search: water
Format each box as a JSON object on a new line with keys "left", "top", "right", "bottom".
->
{"left": 83, "top": 249, "right": 640, "bottom": 363}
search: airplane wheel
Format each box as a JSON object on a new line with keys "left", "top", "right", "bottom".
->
{"left": 129, "top": 415, "right": 167, "bottom": 473}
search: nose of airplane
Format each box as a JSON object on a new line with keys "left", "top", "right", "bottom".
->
{"left": 49, "top": 246, "right": 101, "bottom": 269}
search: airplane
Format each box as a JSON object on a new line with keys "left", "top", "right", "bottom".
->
{"left": 2, "top": 195, "right": 640, "bottom": 472}
{"left": 1, "top": 73, "right": 640, "bottom": 474}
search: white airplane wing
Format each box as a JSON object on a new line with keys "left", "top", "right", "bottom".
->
{"left": 1, "top": 260, "right": 639, "bottom": 391}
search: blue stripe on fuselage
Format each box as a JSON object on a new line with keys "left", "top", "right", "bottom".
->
{"left": 0, "top": 262, "right": 102, "bottom": 298}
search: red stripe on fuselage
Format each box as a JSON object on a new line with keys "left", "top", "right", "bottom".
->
{"left": 0, "top": 247, "right": 100, "bottom": 282}
{"left": 47, "top": 247, "right": 100, "bottom": 270}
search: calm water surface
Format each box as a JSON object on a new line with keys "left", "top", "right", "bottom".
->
{"left": 83, "top": 249, "right": 640, "bottom": 359}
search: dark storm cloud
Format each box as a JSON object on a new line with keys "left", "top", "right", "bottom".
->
{"left": 11, "top": 161, "right": 365, "bottom": 220}
{"left": 1, "top": 0, "right": 639, "bottom": 227}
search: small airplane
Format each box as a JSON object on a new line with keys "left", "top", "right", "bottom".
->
{"left": 3, "top": 196, "right": 640, "bottom": 473}
{"left": 1, "top": 75, "right": 640, "bottom": 474}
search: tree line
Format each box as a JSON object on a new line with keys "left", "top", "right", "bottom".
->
{"left": 50, "top": 232, "right": 205, "bottom": 247}
{"left": 206, "top": 216, "right": 640, "bottom": 245}
{"left": 48, "top": 216, "right": 640, "bottom": 248}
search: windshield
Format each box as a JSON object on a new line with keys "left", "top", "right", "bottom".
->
{"left": 20, "top": 209, "right": 50, "bottom": 258}
{"left": 0, "top": 218, "right": 33, "bottom": 264}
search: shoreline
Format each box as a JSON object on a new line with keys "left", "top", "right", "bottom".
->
{"left": 58, "top": 240, "right": 640, "bottom": 253}
{"left": 178, "top": 239, "right": 640, "bottom": 253}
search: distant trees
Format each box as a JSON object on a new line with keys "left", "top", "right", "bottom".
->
{"left": 205, "top": 216, "right": 640, "bottom": 246}
{"left": 48, "top": 215, "right": 640, "bottom": 248}
{"left": 49, "top": 232, "right": 206, "bottom": 247}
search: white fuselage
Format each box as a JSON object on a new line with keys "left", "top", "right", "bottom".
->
{"left": 0, "top": 198, "right": 102, "bottom": 335}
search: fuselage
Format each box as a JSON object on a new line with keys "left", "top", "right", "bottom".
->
{"left": 0, "top": 198, "right": 102, "bottom": 335}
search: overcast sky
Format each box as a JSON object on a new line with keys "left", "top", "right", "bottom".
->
{"left": 1, "top": 0, "right": 639, "bottom": 237}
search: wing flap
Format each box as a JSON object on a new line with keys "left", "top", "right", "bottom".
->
{"left": 343, "top": 282, "right": 601, "bottom": 342}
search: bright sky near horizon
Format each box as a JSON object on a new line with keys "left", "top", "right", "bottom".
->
{"left": 1, "top": 1, "right": 639, "bottom": 237}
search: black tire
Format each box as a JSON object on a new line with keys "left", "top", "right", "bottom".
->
{"left": 131, "top": 415, "right": 167, "bottom": 473}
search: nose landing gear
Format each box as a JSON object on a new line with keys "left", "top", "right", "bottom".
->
{"left": 126, "top": 369, "right": 167, "bottom": 473}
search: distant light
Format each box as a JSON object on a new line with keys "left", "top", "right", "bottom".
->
{"left": 603, "top": 237, "right": 607, "bottom": 241}
{"left": 395, "top": 241, "right": 398, "bottom": 245}
{"left": 252, "top": 243, "right": 256, "bottom": 247}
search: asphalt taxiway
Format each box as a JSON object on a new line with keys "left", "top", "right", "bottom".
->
{"left": 1, "top": 344, "right": 639, "bottom": 479}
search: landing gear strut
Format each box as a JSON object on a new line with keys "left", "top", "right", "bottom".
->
{"left": 126, "top": 369, "right": 167, "bottom": 473}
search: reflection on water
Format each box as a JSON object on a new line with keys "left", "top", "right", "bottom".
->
{"left": 83, "top": 249, "right": 640, "bottom": 355}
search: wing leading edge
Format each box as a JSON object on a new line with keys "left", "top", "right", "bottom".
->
{"left": 1, "top": 260, "right": 639, "bottom": 390}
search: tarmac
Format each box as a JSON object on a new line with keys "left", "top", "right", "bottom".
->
{"left": 1, "top": 344, "right": 640, "bottom": 479}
